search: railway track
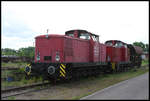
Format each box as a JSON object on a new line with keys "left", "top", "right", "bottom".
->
{"left": 1, "top": 67, "right": 25, "bottom": 82}
{"left": 1, "top": 67, "right": 20, "bottom": 70}
{"left": 1, "top": 82, "right": 50, "bottom": 98}
{"left": 141, "top": 64, "right": 149, "bottom": 68}
{"left": 1, "top": 64, "right": 148, "bottom": 99}
{"left": 1, "top": 76, "right": 23, "bottom": 82}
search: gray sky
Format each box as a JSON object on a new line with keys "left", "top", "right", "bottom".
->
{"left": 2, "top": 1, "right": 149, "bottom": 50}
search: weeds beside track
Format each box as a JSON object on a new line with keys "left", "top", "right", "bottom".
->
{"left": 1, "top": 64, "right": 149, "bottom": 99}
{"left": 1, "top": 82, "right": 50, "bottom": 98}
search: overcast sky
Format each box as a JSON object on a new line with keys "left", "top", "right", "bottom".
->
{"left": 2, "top": 1, "right": 149, "bottom": 50}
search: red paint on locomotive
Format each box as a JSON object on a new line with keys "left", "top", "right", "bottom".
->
{"left": 133, "top": 46, "right": 143, "bottom": 55}
{"left": 35, "top": 30, "right": 103, "bottom": 63}
{"left": 35, "top": 35, "right": 65, "bottom": 63}
{"left": 99, "top": 43, "right": 106, "bottom": 62}
{"left": 64, "top": 36, "right": 90, "bottom": 62}
{"left": 24, "top": 29, "right": 143, "bottom": 81}
{"left": 105, "top": 40, "right": 130, "bottom": 63}
{"left": 34, "top": 30, "right": 139, "bottom": 65}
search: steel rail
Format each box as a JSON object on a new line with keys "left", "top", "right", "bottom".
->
{"left": 1, "top": 82, "right": 50, "bottom": 99}
{"left": 1, "top": 67, "right": 20, "bottom": 70}
{"left": 1, "top": 64, "right": 148, "bottom": 99}
{"left": 2, "top": 82, "right": 50, "bottom": 93}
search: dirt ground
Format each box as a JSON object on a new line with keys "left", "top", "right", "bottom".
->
{"left": 11, "top": 76, "right": 110, "bottom": 100}
{"left": 5, "top": 66, "right": 149, "bottom": 100}
{"left": 14, "top": 79, "right": 98, "bottom": 99}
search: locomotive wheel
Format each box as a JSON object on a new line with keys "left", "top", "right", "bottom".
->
{"left": 137, "top": 62, "right": 141, "bottom": 68}
{"left": 116, "top": 64, "right": 120, "bottom": 72}
{"left": 129, "top": 63, "right": 133, "bottom": 70}
{"left": 124, "top": 66, "right": 127, "bottom": 72}
{"left": 47, "top": 66, "right": 55, "bottom": 75}
{"left": 75, "top": 70, "right": 80, "bottom": 79}
{"left": 120, "top": 65, "right": 123, "bottom": 72}
{"left": 115, "top": 64, "right": 118, "bottom": 72}
{"left": 126, "top": 65, "right": 129, "bottom": 71}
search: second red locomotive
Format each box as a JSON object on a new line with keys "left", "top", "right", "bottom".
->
{"left": 25, "top": 29, "right": 143, "bottom": 81}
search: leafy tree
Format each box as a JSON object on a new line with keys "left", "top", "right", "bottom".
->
{"left": 2, "top": 47, "right": 35, "bottom": 59}
{"left": 133, "top": 42, "right": 149, "bottom": 52}
{"left": 133, "top": 41, "right": 145, "bottom": 49}
{"left": 2, "top": 48, "right": 17, "bottom": 56}
{"left": 145, "top": 44, "right": 149, "bottom": 52}
{"left": 17, "top": 47, "right": 35, "bottom": 58}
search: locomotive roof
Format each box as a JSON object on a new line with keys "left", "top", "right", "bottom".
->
{"left": 127, "top": 44, "right": 143, "bottom": 55}
{"left": 35, "top": 29, "right": 99, "bottom": 39}
{"left": 65, "top": 29, "right": 99, "bottom": 37}
{"left": 35, "top": 34, "right": 65, "bottom": 39}
{"left": 133, "top": 46, "right": 143, "bottom": 55}
{"left": 105, "top": 40, "right": 127, "bottom": 45}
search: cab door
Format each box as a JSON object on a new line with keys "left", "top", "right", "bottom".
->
{"left": 89, "top": 35, "right": 100, "bottom": 62}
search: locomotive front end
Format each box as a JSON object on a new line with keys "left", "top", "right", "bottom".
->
{"left": 25, "top": 34, "right": 67, "bottom": 81}
{"left": 25, "top": 62, "right": 67, "bottom": 81}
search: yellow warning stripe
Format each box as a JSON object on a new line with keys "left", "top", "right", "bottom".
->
{"left": 27, "top": 64, "right": 30, "bottom": 66}
{"left": 27, "top": 66, "right": 31, "bottom": 75}
{"left": 25, "top": 64, "right": 31, "bottom": 75}
{"left": 60, "top": 70, "right": 65, "bottom": 77}
{"left": 61, "top": 64, "right": 66, "bottom": 69}
{"left": 60, "top": 64, "right": 66, "bottom": 78}
{"left": 112, "top": 62, "right": 115, "bottom": 70}
{"left": 60, "top": 66, "right": 66, "bottom": 74}
{"left": 27, "top": 71, "right": 31, "bottom": 75}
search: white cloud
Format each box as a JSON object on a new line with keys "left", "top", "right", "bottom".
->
{"left": 2, "top": 35, "right": 34, "bottom": 50}
{"left": 1, "top": 1, "right": 149, "bottom": 49}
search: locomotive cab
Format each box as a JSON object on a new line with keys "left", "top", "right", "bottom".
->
{"left": 65, "top": 29, "right": 99, "bottom": 42}
{"left": 65, "top": 29, "right": 100, "bottom": 62}
{"left": 105, "top": 40, "right": 127, "bottom": 48}
{"left": 105, "top": 40, "right": 130, "bottom": 72}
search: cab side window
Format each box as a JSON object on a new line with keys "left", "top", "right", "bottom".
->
{"left": 67, "top": 33, "right": 74, "bottom": 37}
{"left": 106, "top": 42, "right": 113, "bottom": 46}
{"left": 91, "top": 35, "right": 99, "bottom": 42}
{"left": 115, "top": 42, "right": 123, "bottom": 47}
{"left": 65, "top": 31, "right": 74, "bottom": 37}
{"left": 79, "top": 33, "right": 90, "bottom": 40}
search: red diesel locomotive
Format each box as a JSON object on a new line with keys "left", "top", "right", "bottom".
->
{"left": 25, "top": 29, "right": 143, "bottom": 81}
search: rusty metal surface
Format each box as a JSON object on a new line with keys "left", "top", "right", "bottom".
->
{"left": 133, "top": 46, "right": 143, "bottom": 55}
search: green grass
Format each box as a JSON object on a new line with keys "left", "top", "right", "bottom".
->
{"left": 1, "top": 61, "right": 44, "bottom": 89}
{"left": 1, "top": 62, "right": 29, "bottom": 89}
{"left": 1, "top": 76, "right": 43, "bottom": 90}
{"left": 2, "top": 68, "right": 25, "bottom": 77}
{"left": 34, "top": 65, "right": 148, "bottom": 100}
{"left": 7, "top": 96, "right": 16, "bottom": 100}
{"left": 2, "top": 62, "right": 28, "bottom": 68}
{"left": 2, "top": 60, "right": 149, "bottom": 99}
{"left": 142, "top": 59, "right": 149, "bottom": 66}
{"left": 71, "top": 66, "right": 149, "bottom": 100}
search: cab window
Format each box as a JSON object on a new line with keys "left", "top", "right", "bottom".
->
{"left": 115, "top": 42, "right": 123, "bottom": 47}
{"left": 67, "top": 33, "right": 74, "bottom": 37}
{"left": 65, "top": 31, "right": 74, "bottom": 37}
{"left": 79, "top": 33, "right": 90, "bottom": 40}
{"left": 91, "top": 35, "right": 99, "bottom": 42}
{"left": 106, "top": 42, "right": 113, "bottom": 46}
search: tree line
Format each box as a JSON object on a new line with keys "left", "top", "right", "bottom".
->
{"left": 1, "top": 42, "right": 149, "bottom": 58}
{"left": 133, "top": 42, "right": 149, "bottom": 52}
{"left": 2, "top": 47, "right": 35, "bottom": 59}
